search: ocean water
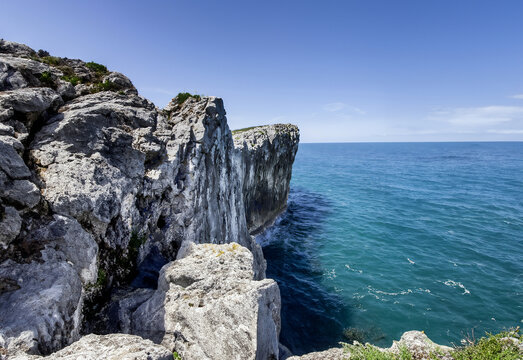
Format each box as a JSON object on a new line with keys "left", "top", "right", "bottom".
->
{"left": 258, "top": 142, "right": 523, "bottom": 355}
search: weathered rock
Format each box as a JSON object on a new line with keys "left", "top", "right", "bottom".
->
{"left": 0, "top": 40, "right": 36, "bottom": 57}
{"left": 388, "top": 331, "right": 453, "bottom": 360}
{"left": 0, "top": 215, "right": 97, "bottom": 355}
{"left": 0, "top": 40, "right": 300, "bottom": 358}
{"left": 286, "top": 347, "right": 345, "bottom": 360}
{"left": 102, "top": 72, "right": 138, "bottom": 95}
{"left": 8, "top": 333, "right": 173, "bottom": 360}
{"left": 287, "top": 331, "right": 454, "bottom": 360}
{"left": 132, "top": 242, "right": 281, "bottom": 360}
{"left": 0, "top": 205, "right": 21, "bottom": 249}
{"left": 234, "top": 124, "right": 299, "bottom": 234}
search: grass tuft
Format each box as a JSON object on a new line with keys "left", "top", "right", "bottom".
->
{"left": 86, "top": 61, "right": 108, "bottom": 74}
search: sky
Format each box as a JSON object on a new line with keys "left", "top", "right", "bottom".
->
{"left": 1, "top": 0, "right": 523, "bottom": 142}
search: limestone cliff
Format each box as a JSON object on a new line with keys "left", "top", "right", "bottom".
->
{"left": 0, "top": 39, "right": 299, "bottom": 359}
{"left": 233, "top": 124, "right": 299, "bottom": 234}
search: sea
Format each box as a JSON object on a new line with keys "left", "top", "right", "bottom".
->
{"left": 257, "top": 142, "right": 523, "bottom": 355}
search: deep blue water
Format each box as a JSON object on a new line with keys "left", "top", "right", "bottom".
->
{"left": 259, "top": 142, "right": 523, "bottom": 355}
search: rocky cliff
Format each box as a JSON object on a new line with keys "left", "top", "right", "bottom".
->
{"left": 0, "top": 39, "right": 299, "bottom": 359}
{"left": 233, "top": 125, "right": 299, "bottom": 234}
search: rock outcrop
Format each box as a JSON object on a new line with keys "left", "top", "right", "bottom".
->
{"left": 0, "top": 39, "right": 299, "bottom": 358}
{"left": 233, "top": 124, "right": 299, "bottom": 234}
{"left": 9, "top": 334, "right": 173, "bottom": 360}
{"left": 132, "top": 242, "right": 281, "bottom": 360}
{"left": 286, "top": 331, "right": 454, "bottom": 360}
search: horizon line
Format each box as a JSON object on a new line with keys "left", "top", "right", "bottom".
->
{"left": 300, "top": 140, "right": 523, "bottom": 144}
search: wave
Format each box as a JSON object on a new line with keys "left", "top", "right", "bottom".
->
{"left": 441, "top": 280, "right": 471, "bottom": 295}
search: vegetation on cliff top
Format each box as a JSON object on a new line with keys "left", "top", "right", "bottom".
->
{"left": 174, "top": 92, "right": 202, "bottom": 104}
{"left": 342, "top": 328, "right": 521, "bottom": 360}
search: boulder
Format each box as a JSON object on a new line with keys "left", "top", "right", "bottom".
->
{"left": 8, "top": 334, "right": 173, "bottom": 360}
{"left": 132, "top": 242, "right": 281, "bottom": 360}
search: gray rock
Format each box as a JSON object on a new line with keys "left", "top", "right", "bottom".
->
{"left": 0, "top": 259, "right": 82, "bottom": 355}
{"left": 0, "top": 136, "right": 30, "bottom": 179}
{"left": 0, "top": 55, "right": 58, "bottom": 91}
{"left": 233, "top": 124, "right": 299, "bottom": 234}
{"left": 0, "top": 176, "right": 40, "bottom": 209}
{"left": 388, "top": 331, "right": 453, "bottom": 359}
{"left": 0, "top": 215, "right": 98, "bottom": 354}
{"left": 8, "top": 333, "right": 173, "bottom": 360}
{"left": 0, "top": 206, "right": 22, "bottom": 249}
{"left": 102, "top": 72, "right": 137, "bottom": 94}
{"left": 0, "top": 40, "right": 36, "bottom": 57}
{"left": 132, "top": 242, "right": 281, "bottom": 360}
{"left": 286, "top": 348, "right": 345, "bottom": 360}
{"left": 0, "top": 87, "right": 63, "bottom": 115}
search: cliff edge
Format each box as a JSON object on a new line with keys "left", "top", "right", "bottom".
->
{"left": 0, "top": 39, "right": 298, "bottom": 359}
{"left": 233, "top": 124, "right": 299, "bottom": 234}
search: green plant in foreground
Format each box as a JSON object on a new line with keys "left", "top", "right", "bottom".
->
{"left": 173, "top": 351, "right": 182, "bottom": 360}
{"left": 451, "top": 328, "right": 521, "bottom": 360}
{"left": 86, "top": 61, "right": 108, "bottom": 74}
{"left": 343, "top": 343, "right": 412, "bottom": 360}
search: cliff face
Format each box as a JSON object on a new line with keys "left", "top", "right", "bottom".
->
{"left": 0, "top": 40, "right": 298, "bottom": 358}
{"left": 233, "top": 124, "right": 299, "bottom": 234}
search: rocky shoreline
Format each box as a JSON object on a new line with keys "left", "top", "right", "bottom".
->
{"left": 1, "top": 39, "right": 520, "bottom": 360}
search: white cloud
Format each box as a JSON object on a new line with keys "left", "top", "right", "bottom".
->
{"left": 322, "top": 102, "right": 366, "bottom": 115}
{"left": 487, "top": 129, "right": 523, "bottom": 134}
{"left": 430, "top": 106, "right": 523, "bottom": 126}
{"left": 510, "top": 94, "right": 523, "bottom": 99}
{"left": 323, "top": 102, "right": 346, "bottom": 112}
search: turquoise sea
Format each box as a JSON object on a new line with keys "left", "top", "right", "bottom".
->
{"left": 259, "top": 142, "right": 523, "bottom": 355}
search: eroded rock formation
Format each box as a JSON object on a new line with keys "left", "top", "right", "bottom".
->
{"left": 233, "top": 124, "right": 299, "bottom": 234}
{"left": 0, "top": 39, "right": 299, "bottom": 358}
{"left": 132, "top": 242, "right": 281, "bottom": 360}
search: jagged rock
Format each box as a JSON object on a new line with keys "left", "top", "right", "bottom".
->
{"left": 0, "top": 215, "right": 98, "bottom": 355}
{"left": 234, "top": 124, "right": 299, "bottom": 234}
{"left": 132, "top": 242, "right": 281, "bottom": 360}
{"left": 0, "top": 40, "right": 36, "bottom": 57}
{"left": 0, "top": 206, "right": 21, "bottom": 249}
{"left": 0, "top": 55, "right": 59, "bottom": 91}
{"left": 388, "top": 331, "right": 453, "bottom": 360}
{"left": 8, "top": 333, "right": 174, "bottom": 360}
{"left": 102, "top": 72, "right": 138, "bottom": 95}
{"left": 0, "top": 40, "right": 300, "bottom": 358}
{"left": 0, "top": 136, "right": 30, "bottom": 179}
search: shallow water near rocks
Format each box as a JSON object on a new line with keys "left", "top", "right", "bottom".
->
{"left": 259, "top": 142, "right": 523, "bottom": 355}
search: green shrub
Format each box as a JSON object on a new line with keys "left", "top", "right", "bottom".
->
{"left": 90, "top": 80, "right": 118, "bottom": 93}
{"left": 173, "top": 351, "right": 182, "bottom": 360}
{"left": 40, "top": 56, "right": 62, "bottom": 66}
{"left": 62, "top": 75, "right": 81, "bottom": 86}
{"left": 37, "top": 49, "right": 50, "bottom": 57}
{"left": 38, "top": 71, "right": 54, "bottom": 87}
{"left": 174, "top": 92, "right": 201, "bottom": 105}
{"left": 86, "top": 61, "right": 108, "bottom": 74}
{"left": 451, "top": 328, "right": 521, "bottom": 360}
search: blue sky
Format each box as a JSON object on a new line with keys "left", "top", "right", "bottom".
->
{"left": 2, "top": 0, "right": 523, "bottom": 142}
